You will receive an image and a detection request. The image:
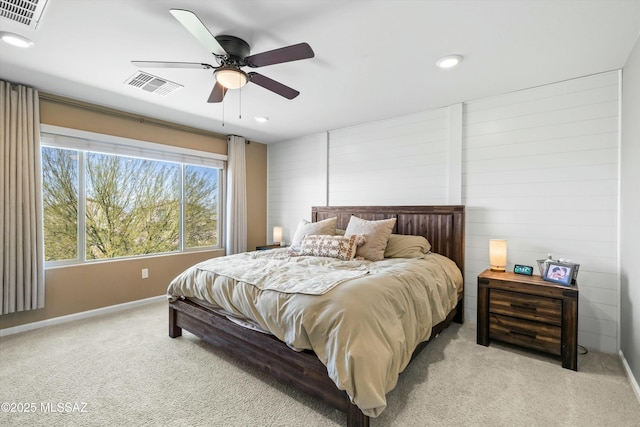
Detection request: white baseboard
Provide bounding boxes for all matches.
[0,295,166,337]
[619,349,640,404]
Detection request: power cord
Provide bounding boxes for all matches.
[578,344,588,355]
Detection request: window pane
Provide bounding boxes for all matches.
[184,165,219,248]
[42,147,79,261]
[85,153,180,259]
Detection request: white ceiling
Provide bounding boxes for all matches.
[1,0,639,144]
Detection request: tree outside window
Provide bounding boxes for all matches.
[42,146,220,263]
[42,146,78,262]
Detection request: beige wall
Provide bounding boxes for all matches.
[0,95,268,329]
[38,95,228,154]
[246,140,268,251]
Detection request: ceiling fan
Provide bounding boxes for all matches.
[132,9,315,103]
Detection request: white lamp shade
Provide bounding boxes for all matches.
[489,239,507,271]
[273,226,283,244]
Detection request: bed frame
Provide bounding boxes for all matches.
[169,205,465,426]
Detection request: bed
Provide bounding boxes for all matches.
[167,205,465,427]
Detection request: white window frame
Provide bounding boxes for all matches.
[40,125,227,267]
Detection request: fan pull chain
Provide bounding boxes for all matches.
[239,86,242,119]
[222,95,225,126]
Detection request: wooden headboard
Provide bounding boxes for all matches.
[312,205,465,274]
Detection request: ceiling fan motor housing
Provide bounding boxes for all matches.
[215,35,250,65]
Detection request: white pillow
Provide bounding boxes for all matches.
[344,216,396,261]
[290,217,337,251]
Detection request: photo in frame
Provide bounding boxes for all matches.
[543,262,575,286]
[538,259,580,284]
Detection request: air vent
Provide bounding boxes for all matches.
[0,0,49,28]
[125,71,183,96]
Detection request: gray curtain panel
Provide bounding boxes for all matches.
[0,81,45,314]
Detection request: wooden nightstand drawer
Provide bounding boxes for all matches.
[489,289,562,325]
[490,314,561,355]
[477,269,579,370]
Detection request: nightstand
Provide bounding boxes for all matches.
[255,244,286,251]
[477,269,579,371]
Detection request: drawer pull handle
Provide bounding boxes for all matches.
[509,330,537,339]
[511,303,537,312]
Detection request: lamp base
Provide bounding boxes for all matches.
[490,266,506,272]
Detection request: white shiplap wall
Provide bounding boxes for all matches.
[267,133,327,245]
[463,71,619,352]
[328,109,450,205]
[267,70,620,353]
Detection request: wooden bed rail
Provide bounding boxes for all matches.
[169,294,462,427]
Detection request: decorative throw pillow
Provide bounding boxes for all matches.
[384,234,431,258]
[290,217,337,251]
[344,216,396,261]
[298,234,362,261]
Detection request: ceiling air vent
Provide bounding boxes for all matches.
[125,71,183,97]
[0,0,49,28]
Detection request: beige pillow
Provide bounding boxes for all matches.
[345,216,396,261]
[290,217,337,251]
[384,234,431,258]
[298,234,362,261]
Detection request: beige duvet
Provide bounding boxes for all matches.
[167,248,463,417]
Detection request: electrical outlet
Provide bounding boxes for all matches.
[141,268,149,279]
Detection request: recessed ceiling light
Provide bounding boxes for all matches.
[436,54,463,69]
[0,32,34,48]
[254,116,269,123]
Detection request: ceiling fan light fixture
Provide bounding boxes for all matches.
[436,54,463,69]
[215,66,248,89]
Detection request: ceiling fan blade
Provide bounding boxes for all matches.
[207,82,227,103]
[132,61,214,69]
[248,72,300,99]
[245,42,314,68]
[169,9,227,56]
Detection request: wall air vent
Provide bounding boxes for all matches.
[0,0,49,28]
[125,71,183,97]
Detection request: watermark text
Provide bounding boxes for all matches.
[1,402,88,413]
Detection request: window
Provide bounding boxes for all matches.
[41,129,225,265]
[42,146,78,262]
[184,165,219,248]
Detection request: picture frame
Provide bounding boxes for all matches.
[537,259,549,277]
[543,262,575,286]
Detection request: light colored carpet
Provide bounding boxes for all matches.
[1,300,638,426]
